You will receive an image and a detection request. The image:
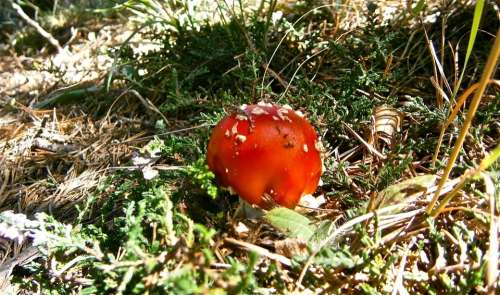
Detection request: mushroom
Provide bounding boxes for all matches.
[206,102,323,209]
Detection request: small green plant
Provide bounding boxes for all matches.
[184,158,218,199]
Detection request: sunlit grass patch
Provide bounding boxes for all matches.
[1,0,499,294]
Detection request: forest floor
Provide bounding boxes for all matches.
[0,1,499,294]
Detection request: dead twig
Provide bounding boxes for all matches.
[105,89,169,126]
[119,123,210,144]
[343,122,387,160]
[0,245,39,290]
[392,239,415,295]
[11,2,64,53]
[260,62,294,90]
[224,237,291,266]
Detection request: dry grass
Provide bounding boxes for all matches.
[0,0,498,294]
[0,18,154,220]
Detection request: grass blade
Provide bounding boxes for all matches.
[486,173,498,295]
[431,80,500,165]
[431,145,500,217]
[451,0,485,99]
[427,29,500,215]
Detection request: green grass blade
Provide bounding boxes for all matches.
[452,0,485,99]
[412,0,426,16]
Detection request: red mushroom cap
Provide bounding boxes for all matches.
[206,102,323,209]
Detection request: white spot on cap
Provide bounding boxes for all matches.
[235,134,247,143]
[225,129,231,138]
[257,101,273,108]
[272,116,279,121]
[225,168,229,173]
[295,110,304,117]
[251,107,268,115]
[277,108,292,122]
[239,104,248,110]
[231,122,239,135]
[236,114,248,121]
[282,104,293,110]
[303,144,309,153]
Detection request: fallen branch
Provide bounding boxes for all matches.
[11,2,64,52]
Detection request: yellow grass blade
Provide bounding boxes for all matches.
[431,145,500,217]
[426,29,500,215]
[431,80,500,165]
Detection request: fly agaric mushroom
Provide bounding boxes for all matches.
[206,102,323,209]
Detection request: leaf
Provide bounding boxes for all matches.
[412,0,426,16]
[264,207,315,241]
[377,174,437,208]
[34,84,103,109]
[312,246,358,269]
[81,286,98,295]
[308,220,336,250]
